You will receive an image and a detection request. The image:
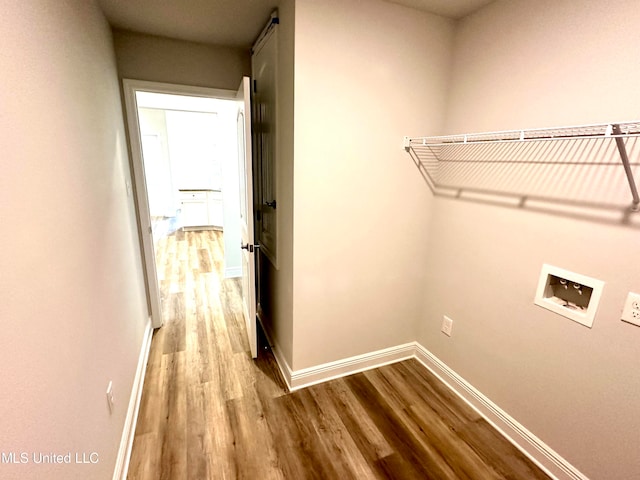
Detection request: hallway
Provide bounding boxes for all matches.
[128,229,287,478]
[127,230,549,479]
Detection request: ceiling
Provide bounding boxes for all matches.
[97,0,494,48]
[386,0,494,20]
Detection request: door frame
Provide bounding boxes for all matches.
[122,79,238,328]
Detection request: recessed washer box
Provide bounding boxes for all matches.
[534,264,605,328]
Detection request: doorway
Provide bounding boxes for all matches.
[122,80,246,331]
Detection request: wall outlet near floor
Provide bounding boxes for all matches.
[621,292,640,327]
[441,316,453,336]
[106,381,114,414]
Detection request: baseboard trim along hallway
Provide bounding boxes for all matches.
[113,318,154,480]
[257,316,294,390]
[289,343,416,391]
[271,340,590,480]
[223,266,242,279]
[413,344,590,480]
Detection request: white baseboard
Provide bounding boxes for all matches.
[255,313,293,390]
[224,266,242,279]
[269,339,294,390]
[288,343,416,391]
[112,318,154,480]
[413,343,589,480]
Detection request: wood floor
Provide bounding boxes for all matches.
[127,230,550,480]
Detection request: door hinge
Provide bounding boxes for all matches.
[253,80,257,93]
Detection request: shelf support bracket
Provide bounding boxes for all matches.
[612,124,640,211]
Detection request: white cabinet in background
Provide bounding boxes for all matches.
[179,190,223,230]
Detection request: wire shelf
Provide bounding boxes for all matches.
[406,121,640,146]
[404,121,640,213]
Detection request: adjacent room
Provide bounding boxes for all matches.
[131,89,244,322]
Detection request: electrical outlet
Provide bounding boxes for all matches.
[441,316,453,336]
[106,381,114,413]
[621,292,640,327]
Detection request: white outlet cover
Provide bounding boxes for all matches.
[621,292,640,327]
[442,316,453,336]
[106,381,114,413]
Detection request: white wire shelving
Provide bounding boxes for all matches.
[404,121,640,213]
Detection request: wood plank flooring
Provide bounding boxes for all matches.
[127,229,550,480]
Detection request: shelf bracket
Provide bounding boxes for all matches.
[612,124,640,211]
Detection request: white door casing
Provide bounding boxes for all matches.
[123,83,163,329]
[237,77,258,358]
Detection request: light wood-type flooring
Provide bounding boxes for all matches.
[127,229,550,480]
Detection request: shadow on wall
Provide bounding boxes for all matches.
[406,123,640,228]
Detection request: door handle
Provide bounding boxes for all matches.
[241,243,260,253]
[264,200,277,209]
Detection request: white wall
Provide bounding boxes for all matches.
[291,0,454,370]
[0,1,149,479]
[218,102,242,277]
[112,29,250,90]
[418,1,640,478]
